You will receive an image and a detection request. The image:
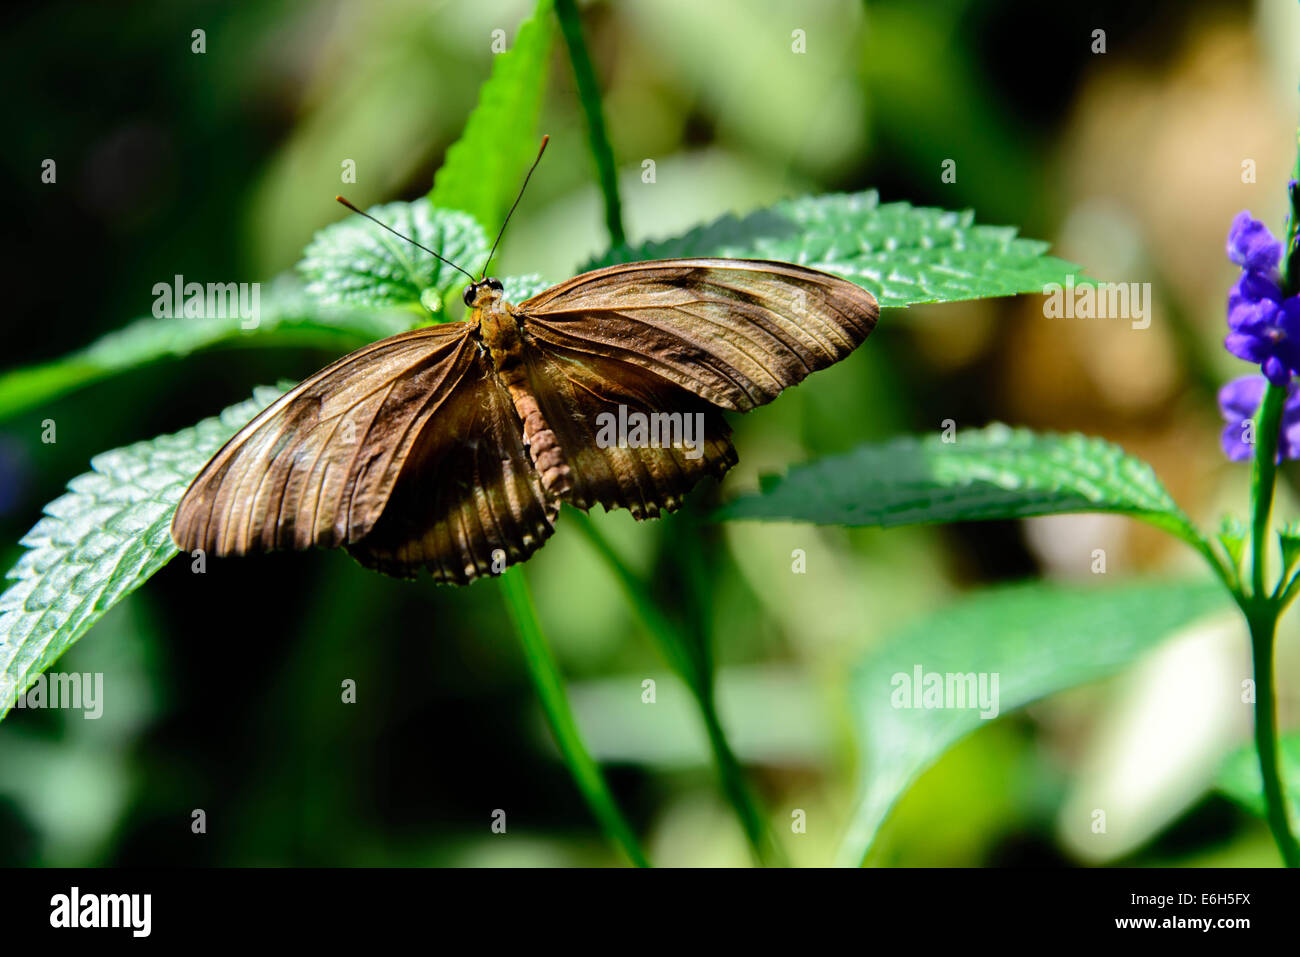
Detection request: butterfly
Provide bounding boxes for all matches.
[171,141,878,584]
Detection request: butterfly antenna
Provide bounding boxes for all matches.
[334,196,477,284]
[480,134,549,280]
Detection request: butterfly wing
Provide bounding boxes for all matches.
[518,258,879,412]
[522,343,737,518]
[346,360,558,583]
[511,258,875,517]
[171,323,556,582]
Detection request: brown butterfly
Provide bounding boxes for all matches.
[171,141,878,583]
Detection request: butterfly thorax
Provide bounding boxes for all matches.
[473,290,522,370]
[471,288,574,501]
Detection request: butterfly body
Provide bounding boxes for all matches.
[172,258,878,583]
[471,282,574,499]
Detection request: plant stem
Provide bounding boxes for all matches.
[1282,132,1300,299]
[498,567,650,867]
[568,510,787,866]
[694,678,786,865]
[1242,127,1300,865]
[1244,377,1299,866]
[554,0,626,247]
[1245,608,1300,866]
[1249,382,1286,598]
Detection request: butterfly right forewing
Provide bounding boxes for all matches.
[518,258,879,412]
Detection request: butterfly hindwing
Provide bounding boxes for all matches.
[345,357,558,582]
[519,258,879,412]
[523,343,737,519]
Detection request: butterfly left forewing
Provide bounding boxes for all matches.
[172,323,557,583]
[172,324,478,556]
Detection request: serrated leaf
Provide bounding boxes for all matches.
[0,277,414,422]
[502,273,552,301]
[838,580,1232,866]
[585,191,1084,308]
[1216,733,1300,822]
[0,386,286,721]
[429,0,555,235]
[2,189,1080,420]
[716,424,1205,549]
[298,202,488,313]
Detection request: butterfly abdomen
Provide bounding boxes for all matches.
[479,303,575,501]
[510,390,573,498]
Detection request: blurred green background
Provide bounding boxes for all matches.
[1,0,1298,866]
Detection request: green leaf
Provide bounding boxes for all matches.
[0,278,413,422]
[716,424,1206,550]
[1219,516,1249,569]
[502,273,552,302]
[1217,733,1300,822]
[585,191,1084,308]
[299,201,488,314]
[0,386,286,721]
[554,0,624,246]
[0,189,1079,421]
[838,580,1232,866]
[428,0,555,237]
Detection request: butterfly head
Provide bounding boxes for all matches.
[336,135,548,321]
[462,277,504,309]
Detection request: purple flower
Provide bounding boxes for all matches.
[1224,213,1300,385]
[1229,269,1284,314]
[1219,375,1300,462]
[1225,297,1300,385]
[1227,211,1284,272]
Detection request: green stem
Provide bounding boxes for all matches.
[554,0,626,247]
[1246,608,1300,867]
[1241,130,1300,865]
[1282,130,1300,299]
[695,680,785,866]
[1249,383,1286,599]
[1243,369,1299,867]
[569,510,787,866]
[498,567,650,867]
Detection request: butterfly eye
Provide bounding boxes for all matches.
[484,277,504,292]
[462,284,479,307]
